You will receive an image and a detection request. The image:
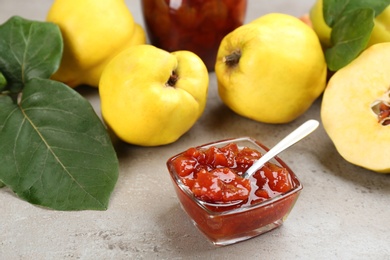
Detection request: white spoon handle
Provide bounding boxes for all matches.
[244,119,319,178]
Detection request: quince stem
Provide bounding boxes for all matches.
[223,50,241,67]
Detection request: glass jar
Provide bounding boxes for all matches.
[141,0,247,71]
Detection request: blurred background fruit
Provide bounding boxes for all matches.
[46,0,146,88]
[141,0,247,71]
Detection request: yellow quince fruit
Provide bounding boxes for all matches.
[46,0,146,88]
[99,45,209,146]
[215,13,327,124]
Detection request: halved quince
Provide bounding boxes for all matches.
[321,43,390,173]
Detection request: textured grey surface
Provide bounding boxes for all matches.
[1,1,390,259]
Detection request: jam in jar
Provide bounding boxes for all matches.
[141,0,247,71]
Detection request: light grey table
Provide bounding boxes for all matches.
[1,1,389,259]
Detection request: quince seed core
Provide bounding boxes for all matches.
[371,88,390,126]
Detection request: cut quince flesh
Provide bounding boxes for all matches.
[321,43,390,173]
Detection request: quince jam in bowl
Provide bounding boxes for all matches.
[166,137,303,246]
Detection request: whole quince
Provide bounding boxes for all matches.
[46,0,146,88]
[321,43,390,173]
[215,13,327,124]
[310,0,390,48]
[99,45,209,146]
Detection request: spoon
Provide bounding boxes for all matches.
[198,119,319,207]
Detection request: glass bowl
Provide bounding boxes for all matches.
[166,137,303,246]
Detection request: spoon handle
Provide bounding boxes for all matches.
[244,119,319,178]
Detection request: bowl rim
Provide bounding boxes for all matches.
[166,136,303,217]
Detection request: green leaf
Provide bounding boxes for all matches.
[0,16,63,93]
[325,8,375,71]
[0,72,6,91]
[0,94,16,133]
[324,0,390,27]
[0,78,119,210]
[0,94,15,188]
[322,0,390,71]
[323,0,349,27]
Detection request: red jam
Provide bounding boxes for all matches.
[141,0,247,71]
[170,143,293,206]
[166,139,302,245]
